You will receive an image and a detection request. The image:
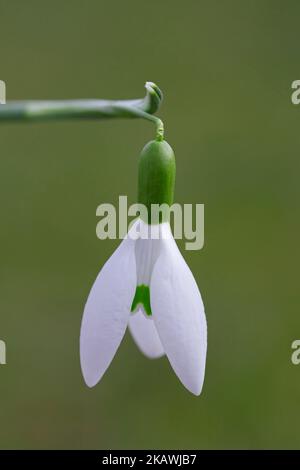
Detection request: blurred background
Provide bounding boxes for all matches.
[0,0,299,449]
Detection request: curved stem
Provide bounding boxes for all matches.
[0,81,164,139]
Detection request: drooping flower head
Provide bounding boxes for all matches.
[80,140,207,395]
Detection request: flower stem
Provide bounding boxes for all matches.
[0,81,164,139]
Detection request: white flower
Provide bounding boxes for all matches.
[80,218,207,396]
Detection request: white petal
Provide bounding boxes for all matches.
[151,223,207,396]
[80,234,136,387]
[129,310,164,359]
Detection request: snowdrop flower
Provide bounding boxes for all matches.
[80,140,207,395]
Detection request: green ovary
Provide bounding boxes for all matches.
[131,284,152,316]
[138,140,176,224]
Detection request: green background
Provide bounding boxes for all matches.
[0,0,299,449]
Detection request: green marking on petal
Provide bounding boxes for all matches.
[131,284,152,316]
